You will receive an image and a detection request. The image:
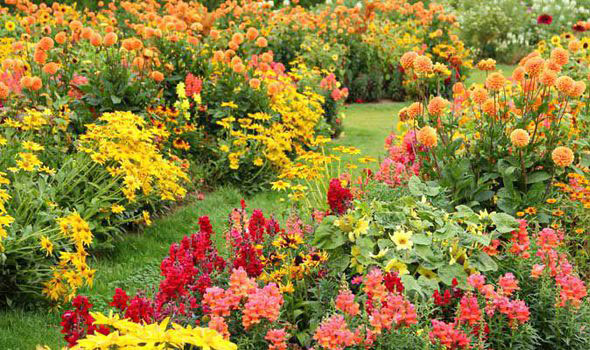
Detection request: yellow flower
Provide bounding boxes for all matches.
[111,204,125,214]
[221,101,239,109]
[384,258,409,275]
[354,218,369,235]
[5,21,16,31]
[39,166,56,175]
[253,157,264,166]
[40,236,54,256]
[392,228,413,250]
[271,180,290,191]
[22,141,45,152]
[16,152,43,171]
[142,211,152,226]
[358,157,376,163]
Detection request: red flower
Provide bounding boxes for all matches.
[573,23,586,32]
[537,14,553,25]
[110,288,129,310]
[327,178,353,215]
[247,209,266,243]
[185,73,203,97]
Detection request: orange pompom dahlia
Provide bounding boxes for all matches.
[552,146,574,167]
[417,126,438,148]
[510,129,530,148]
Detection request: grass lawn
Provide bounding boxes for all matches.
[0,66,514,349]
[465,63,515,87]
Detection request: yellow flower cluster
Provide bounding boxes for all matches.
[43,212,96,302]
[0,172,14,252]
[79,111,189,202]
[221,71,326,172]
[71,312,237,350]
[260,230,328,293]
[277,145,369,209]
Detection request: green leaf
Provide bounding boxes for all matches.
[408,176,440,197]
[401,274,423,297]
[110,95,122,104]
[412,233,432,245]
[438,264,467,287]
[313,216,347,250]
[469,251,498,272]
[526,171,551,184]
[490,212,519,233]
[417,276,440,296]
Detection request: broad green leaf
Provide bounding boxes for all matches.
[438,263,467,287]
[469,251,498,272]
[490,212,519,233]
[526,171,551,184]
[412,233,432,245]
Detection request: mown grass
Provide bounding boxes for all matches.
[0,67,512,349]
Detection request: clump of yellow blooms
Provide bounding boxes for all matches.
[70,312,237,350]
[276,145,372,209]
[0,172,14,252]
[218,71,327,173]
[42,212,96,302]
[79,111,189,202]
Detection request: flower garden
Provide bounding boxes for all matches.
[0,0,589,349]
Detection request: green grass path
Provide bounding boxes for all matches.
[0,66,514,349]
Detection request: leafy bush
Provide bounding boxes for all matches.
[393,53,589,215]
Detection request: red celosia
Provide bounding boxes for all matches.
[247,209,266,243]
[125,295,154,323]
[110,288,129,310]
[327,178,353,215]
[383,271,404,293]
[233,243,264,277]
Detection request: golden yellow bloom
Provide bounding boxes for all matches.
[392,228,413,250]
[22,141,44,151]
[111,204,125,214]
[16,152,43,171]
[40,236,54,256]
[384,258,409,275]
[143,211,152,226]
[271,180,290,191]
[5,21,16,31]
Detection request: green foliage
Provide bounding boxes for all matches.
[313,177,517,297]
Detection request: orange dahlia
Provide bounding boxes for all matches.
[552,146,574,167]
[485,72,505,91]
[510,129,530,148]
[427,97,449,116]
[417,126,438,148]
